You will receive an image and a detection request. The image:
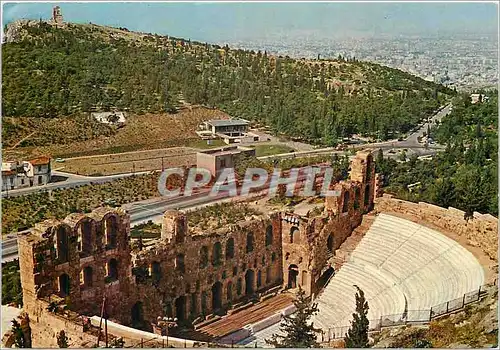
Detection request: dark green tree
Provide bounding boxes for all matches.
[266,286,320,348]
[57,330,69,348]
[11,319,29,348]
[344,285,370,348]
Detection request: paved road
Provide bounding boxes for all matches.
[1,105,450,198]
[1,191,217,262]
[1,105,451,260]
[259,104,450,161]
[1,171,312,262]
[1,170,153,198]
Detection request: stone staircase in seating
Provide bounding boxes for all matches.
[334,213,376,271]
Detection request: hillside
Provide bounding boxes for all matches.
[2,20,454,148]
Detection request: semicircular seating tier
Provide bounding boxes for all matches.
[313,213,485,331]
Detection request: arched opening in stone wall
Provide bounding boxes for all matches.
[199,246,208,268]
[131,302,144,329]
[265,225,273,246]
[151,261,161,284]
[327,234,334,255]
[190,294,197,317]
[107,258,118,281]
[316,266,335,291]
[59,273,70,296]
[226,282,233,303]
[201,291,208,315]
[175,254,185,273]
[266,266,271,284]
[364,184,371,207]
[245,269,255,296]
[257,270,262,289]
[105,215,118,249]
[290,226,299,244]
[175,296,186,321]
[301,270,308,286]
[82,266,93,288]
[246,232,254,253]
[78,220,93,255]
[56,226,69,263]
[354,187,361,209]
[175,217,186,243]
[225,238,234,259]
[287,264,299,289]
[366,155,372,181]
[342,191,350,213]
[236,278,242,296]
[212,242,222,266]
[211,282,223,311]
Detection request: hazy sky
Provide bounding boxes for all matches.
[3,2,498,42]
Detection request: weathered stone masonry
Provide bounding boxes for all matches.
[17,151,377,344]
[129,210,284,325]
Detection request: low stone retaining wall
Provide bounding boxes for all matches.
[374,195,498,262]
[90,316,202,348]
[219,304,297,344]
[218,326,252,344]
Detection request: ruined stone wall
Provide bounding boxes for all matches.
[280,150,377,296]
[18,207,134,324]
[18,150,382,345]
[24,300,98,348]
[374,195,498,262]
[130,211,283,324]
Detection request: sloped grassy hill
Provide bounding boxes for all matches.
[2,20,454,145]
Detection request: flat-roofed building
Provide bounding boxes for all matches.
[196,145,256,177]
[202,119,249,137]
[198,119,262,144]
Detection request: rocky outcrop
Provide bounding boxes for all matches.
[3,20,33,43]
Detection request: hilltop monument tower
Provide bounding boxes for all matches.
[52,6,63,24]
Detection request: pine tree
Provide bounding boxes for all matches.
[344,285,370,348]
[266,286,320,348]
[57,330,69,348]
[11,319,29,348]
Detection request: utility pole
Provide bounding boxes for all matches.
[105,316,108,348]
[97,295,106,347]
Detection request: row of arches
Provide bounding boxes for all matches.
[341,185,371,213]
[58,258,119,296]
[198,225,274,268]
[163,268,267,321]
[53,215,120,263]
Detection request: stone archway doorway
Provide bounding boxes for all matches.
[175,296,186,321]
[212,282,223,311]
[245,269,255,296]
[288,264,299,289]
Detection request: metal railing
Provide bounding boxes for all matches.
[318,282,495,341]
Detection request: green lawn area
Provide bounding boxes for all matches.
[254,144,295,157]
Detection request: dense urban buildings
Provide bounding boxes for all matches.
[228,35,498,91]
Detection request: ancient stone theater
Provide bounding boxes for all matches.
[10,150,496,347]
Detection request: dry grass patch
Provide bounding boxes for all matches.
[57,147,198,176]
[3,106,230,159]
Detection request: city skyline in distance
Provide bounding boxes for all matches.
[3,1,498,43]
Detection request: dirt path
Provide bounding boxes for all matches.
[10,131,37,149]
